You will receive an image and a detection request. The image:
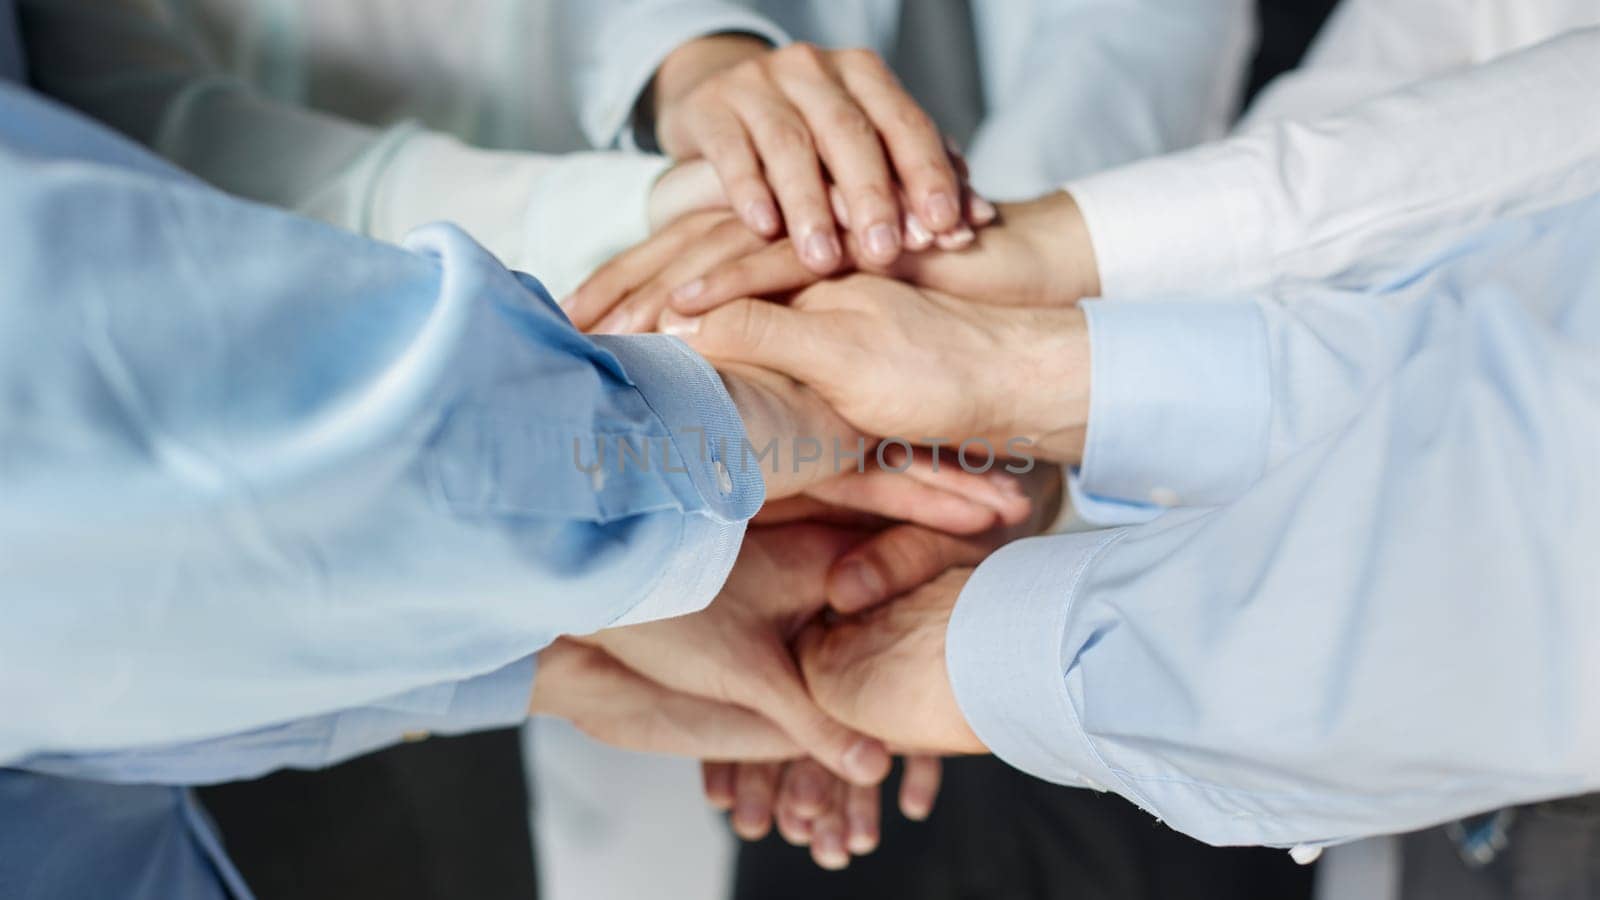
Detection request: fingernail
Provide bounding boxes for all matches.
[990,472,1024,497]
[803,230,841,269]
[971,195,998,224]
[927,191,958,229]
[842,739,890,784]
[847,815,878,854]
[814,829,850,870]
[659,310,701,336]
[903,795,932,822]
[672,279,705,303]
[935,225,975,250]
[745,201,779,234]
[903,212,933,250]
[734,800,767,837]
[865,223,898,261]
[834,559,887,609]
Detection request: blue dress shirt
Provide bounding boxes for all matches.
[0,24,759,897]
[949,192,1600,849]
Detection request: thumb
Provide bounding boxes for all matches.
[736,640,891,788]
[660,297,827,380]
[826,524,994,614]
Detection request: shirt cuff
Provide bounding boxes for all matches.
[1065,140,1268,299]
[1078,299,1270,509]
[946,532,1127,790]
[581,4,790,149]
[586,333,759,625]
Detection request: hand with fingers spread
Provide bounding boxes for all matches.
[667,190,1098,320]
[644,35,988,272]
[677,276,1094,465]
[574,522,893,787]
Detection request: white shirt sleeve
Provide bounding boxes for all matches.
[1065,28,1600,300]
[23,0,668,298]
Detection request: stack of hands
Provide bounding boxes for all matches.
[540,37,1104,870]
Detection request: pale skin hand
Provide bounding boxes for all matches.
[705,483,1060,866]
[567,182,995,335]
[647,36,976,272]
[574,523,893,787]
[681,277,1093,465]
[527,638,800,760]
[665,190,1100,318]
[799,567,985,755]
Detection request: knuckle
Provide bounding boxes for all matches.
[849,184,896,216]
[777,41,827,70]
[761,119,815,158]
[822,103,876,143]
[835,47,881,72]
[727,58,768,84]
[889,103,937,138]
[908,158,955,188]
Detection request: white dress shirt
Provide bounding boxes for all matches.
[1066,23,1600,306]
[21,0,670,298]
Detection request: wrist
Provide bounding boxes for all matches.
[990,307,1091,465]
[1016,191,1101,303]
[649,34,771,154]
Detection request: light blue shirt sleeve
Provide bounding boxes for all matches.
[14,656,536,784]
[0,84,763,768]
[947,193,1600,848]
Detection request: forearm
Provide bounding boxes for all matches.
[0,90,760,763]
[1066,27,1600,300]
[567,0,790,149]
[15,659,536,785]
[948,197,1600,847]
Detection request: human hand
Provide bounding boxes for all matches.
[700,498,1059,865]
[647,36,981,270]
[645,159,726,232]
[575,523,891,786]
[719,362,1033,533]
[528,638,798,760]
[800,567,985,756]
[665,190,1099,318]
[701,754,944,869]
[567,181,995,334]
[675,277,1093,464]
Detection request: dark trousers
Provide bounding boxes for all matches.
[735,756,1314,900]
[1400,796,1600,900]
[198,728,537,900]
